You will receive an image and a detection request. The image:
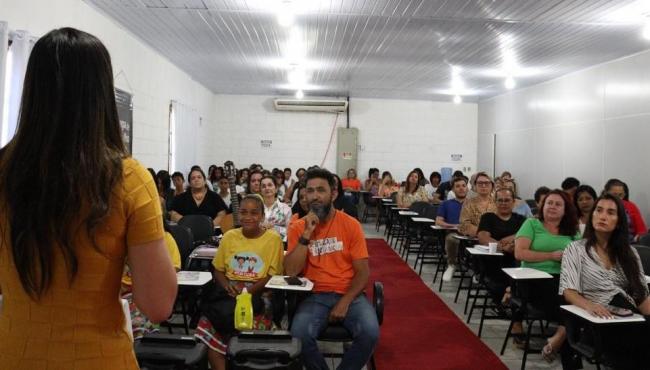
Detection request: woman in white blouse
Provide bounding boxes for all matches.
[560,194,650,367]
[260,175,292,241]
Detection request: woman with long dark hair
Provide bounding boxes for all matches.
[0,28,177,369]
[396,170,429,208]
[573,184,597,235]
[560,194,650,367]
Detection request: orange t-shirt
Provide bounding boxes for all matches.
[287,210,368,294]
[341,178,362,191]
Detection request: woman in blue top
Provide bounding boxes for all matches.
[515,189,579,365]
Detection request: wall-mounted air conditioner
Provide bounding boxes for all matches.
[273,98,348,113]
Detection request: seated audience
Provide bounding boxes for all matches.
[561,177,580,203]
[560,194,650,368]
[533,186,551,216]
[477,188,526,309]
[172,171,186,196]
[246,170,263,195]
[500,171,512,181]
[458,172,497,237]
[285,168,379,370]
[191,165,214,191]
[290,183,309,223]
[195,195,283,370]
[425,171,442,204]
[414,168,428,187]
[283,167,293,188]
[169,168,228,228]
[364,168,381,195]
[604,178,647,242]
[396,170,430,208]
[500,179,532,218]
[156,170,175,212]
[273,170,288,201]
[332,174,359,218]
[573,184,597,235]
[237,168,249,192]
[378,171,400,198]
[209,165,224,188]
[342,168,362,191]
[515,189,579,366]
[436,177,468,282]
[260,176,292,241]
[436,170,464,201]
[284,167,307,204]
[216,177,233,209]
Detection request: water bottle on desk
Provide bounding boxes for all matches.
[234,288,253,331]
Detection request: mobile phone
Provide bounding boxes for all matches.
[284,276,304,286]
[608,306,633,317]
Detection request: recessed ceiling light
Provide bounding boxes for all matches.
[504,76,516,90]
[453,95,462,104]
[278,12,294,27]
[295,89,304,99]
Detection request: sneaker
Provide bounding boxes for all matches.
[442,265,456,282]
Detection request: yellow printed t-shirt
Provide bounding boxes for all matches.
[212,228,283,281]
[0,158,164,370]
[287,210,368,294]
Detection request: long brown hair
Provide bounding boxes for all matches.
[583,194,646,303]
[0,28,126,299]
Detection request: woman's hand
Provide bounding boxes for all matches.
[550,250,563,261]
[587,302,613,319]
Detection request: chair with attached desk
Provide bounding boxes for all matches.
[286,282,384,370]
[362,192,379,223]
[500,267,553,370]
[562,304,647,369]
[168,223,195,270]
[633,244,650,273]
[178,215,215,246]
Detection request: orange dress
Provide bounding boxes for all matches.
[0,158,164,370]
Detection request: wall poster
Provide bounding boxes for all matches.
[115,88,133,154]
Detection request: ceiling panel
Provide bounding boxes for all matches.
[85,0,650,101]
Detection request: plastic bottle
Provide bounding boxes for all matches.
[234,287,253,331]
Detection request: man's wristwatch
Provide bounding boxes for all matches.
[298,236,310,246]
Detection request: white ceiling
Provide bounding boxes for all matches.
[86,0,650,102]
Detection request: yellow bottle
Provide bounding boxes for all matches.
[234,287,253,331]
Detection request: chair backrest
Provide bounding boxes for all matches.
[409,201,429,215]
[390,191,398,203]
[525,199,538,216]
[422,204,439,219]
[633,244,650,275]
[178,214,214,244]
[168,224,194,270]
[638,234,650,248]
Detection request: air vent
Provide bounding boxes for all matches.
[273,99,348,113]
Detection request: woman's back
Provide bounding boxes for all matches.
[0,158,162,369]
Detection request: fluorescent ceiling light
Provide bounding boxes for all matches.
[603,0,650,23]
[295,89,304,99]
[643,21,650,40]
[453,95,462,104]
[504,76,516,89]
[277,11,294,27]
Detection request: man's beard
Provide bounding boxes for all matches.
[309,202,332,221]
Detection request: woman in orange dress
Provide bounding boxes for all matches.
[0,28,177,370]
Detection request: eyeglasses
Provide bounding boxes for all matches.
[496,199,513,203]
[475,181,492,186]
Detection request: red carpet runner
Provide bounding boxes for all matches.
[365,238,507,370]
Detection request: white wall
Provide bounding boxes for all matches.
[351,98,478,182]
[207,95,478,182]
[1,0,215,170]
[478,48,650,222]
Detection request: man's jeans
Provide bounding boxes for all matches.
[290,292,379,370]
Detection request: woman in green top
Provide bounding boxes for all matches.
[515,189,579,364]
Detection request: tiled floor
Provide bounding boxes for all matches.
[360,220,596,370]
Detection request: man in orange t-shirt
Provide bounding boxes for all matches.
[285,168,379,370]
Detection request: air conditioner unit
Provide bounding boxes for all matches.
[273,98,348,113]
